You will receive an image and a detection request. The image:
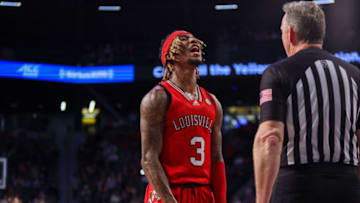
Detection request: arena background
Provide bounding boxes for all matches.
[0,0,359,202]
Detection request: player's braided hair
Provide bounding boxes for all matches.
[159,33,206,81]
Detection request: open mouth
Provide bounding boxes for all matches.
[190,46,200,53]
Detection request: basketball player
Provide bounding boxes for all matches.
[140,30,227,203]
[253,2,360,203]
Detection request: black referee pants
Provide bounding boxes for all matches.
[270,164,360,203]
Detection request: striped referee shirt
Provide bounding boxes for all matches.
[260,47,360,167]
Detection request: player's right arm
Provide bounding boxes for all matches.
[140,86,177,203]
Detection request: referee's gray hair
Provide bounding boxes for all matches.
[283,1,326,44]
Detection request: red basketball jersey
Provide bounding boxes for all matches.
[158,80,217,185]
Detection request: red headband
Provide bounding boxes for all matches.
[161,30,190,66]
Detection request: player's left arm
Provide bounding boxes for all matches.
[210,94,227,203]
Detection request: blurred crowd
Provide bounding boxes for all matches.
[0,26,283,67]
[76,26,282,67]
[223,125,257,203]
[73,127,144,203]
[0,130,59,203]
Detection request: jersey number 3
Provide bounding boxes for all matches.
[190,136,205,166]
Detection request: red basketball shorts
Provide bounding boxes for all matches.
[144,183,215,203]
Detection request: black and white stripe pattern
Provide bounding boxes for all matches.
[285,59,359,166]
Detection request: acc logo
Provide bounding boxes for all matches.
[17,64,40,78]
[148,190,161,203]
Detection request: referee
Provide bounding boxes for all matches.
[253,2,360,203]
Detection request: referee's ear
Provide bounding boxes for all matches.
[289,26,299,45]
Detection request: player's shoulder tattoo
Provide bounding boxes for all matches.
[140,85,169,119]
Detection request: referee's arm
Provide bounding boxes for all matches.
[253,121,284,203]
[357,130,360,182]
[253,66,286,203]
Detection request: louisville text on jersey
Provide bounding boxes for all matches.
[172,115,214,133]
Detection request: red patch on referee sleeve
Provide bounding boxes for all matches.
[260,89,272,105]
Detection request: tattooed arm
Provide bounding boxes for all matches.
[140,86,177,203]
